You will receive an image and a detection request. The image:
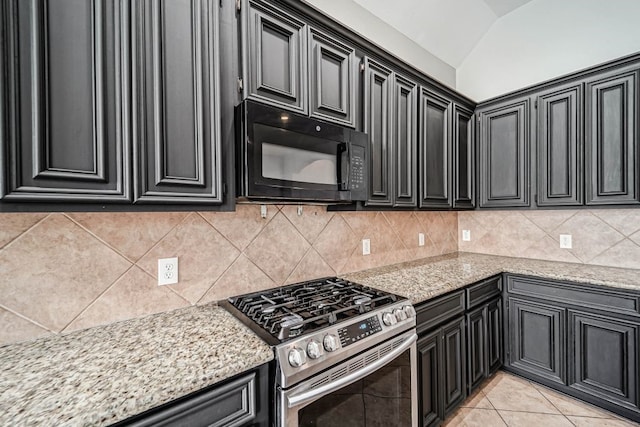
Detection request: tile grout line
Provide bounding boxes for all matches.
[0,213,52,252]
[0,302,56,334]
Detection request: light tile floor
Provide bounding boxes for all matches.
[443,371,640,427]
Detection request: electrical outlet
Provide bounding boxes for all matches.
[362,239,371,256]
[158,257,178,286]
[260,205,268,219]
[560,234,572,249]
[462,230,471,241]
[418,233,425,247]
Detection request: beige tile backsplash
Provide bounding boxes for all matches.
[458,209,640,269]
[0,207,457,345]
[2,206,639,346]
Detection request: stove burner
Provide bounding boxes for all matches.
[227,277,399,342]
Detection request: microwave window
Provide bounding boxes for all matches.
[262,143,338,185]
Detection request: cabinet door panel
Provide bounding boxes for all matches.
[363,58,393,206]
[478,99,530,207]
[585,68,639,205]
[2,0,130,201]
[308,28,355,127]
[418,330,442,427]
[487,298,503,375]
[442,317,467,416]
[243,0,306,113]
[453,105,475,209]
[393,74,418,207]
[467,306,487,393]
[419,89,451,209]
[508,298,566,385]
[133,0,221,203]
[537,84,583,206]
[569,311,638,409]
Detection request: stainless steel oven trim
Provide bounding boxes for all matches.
[278,329,418,427]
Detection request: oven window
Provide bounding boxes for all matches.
[262,143,338,185]
[298,350,412,426]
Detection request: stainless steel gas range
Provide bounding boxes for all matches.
[221,277,418,427]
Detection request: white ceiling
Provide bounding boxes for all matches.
[352,0,533,67]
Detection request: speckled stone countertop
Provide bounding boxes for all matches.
[0,304,273,427]
[346,252,640,305]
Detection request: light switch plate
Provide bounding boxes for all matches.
[560,234,572,249]
[362,239,371,256]
[158,257,178,286]
[462,230,471,241]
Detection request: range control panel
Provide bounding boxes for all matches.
[338,315,382,347]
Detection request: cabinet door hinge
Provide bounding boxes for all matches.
[237,78,244,92]
[534,100,538,108]
[222,183,227,196]
[359,61,365,72]
[236,0,241,12]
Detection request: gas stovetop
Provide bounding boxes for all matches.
[222,277,417,387]
[223,277,402,343]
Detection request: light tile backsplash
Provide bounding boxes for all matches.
[0,207,457,346]
[458,209,640,269]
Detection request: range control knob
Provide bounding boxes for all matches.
[402,305,416,318]
[394,308,408,322]
[307,339,324,359]
[323,334,340,352]
[288,347,307,367]
[382,311,398,326]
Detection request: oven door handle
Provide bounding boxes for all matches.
[286,332,417,408]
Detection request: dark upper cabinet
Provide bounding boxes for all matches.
[536,84,583,206]
[568,311,638,411]
[242,0,307,114]
[453,105,475,209]
[132,0,222,203]
[507,297,566,385]
[1,0,131,202]
[308,28,355,127]
[585,66,640,205]
[477,98,531,208]
[419,89,452,209]
[363,58,393,206]
[393,74,418,207]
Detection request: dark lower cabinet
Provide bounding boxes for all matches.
[504,274,640,423]
[1,0,131,202]
[117,363,270,427]
[133,0,223,203]
[568,310,639,411]
[417,316,466,427]
[467,297,503,394]
[506,297,566,385]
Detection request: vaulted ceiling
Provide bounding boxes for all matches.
[352,0,533,67]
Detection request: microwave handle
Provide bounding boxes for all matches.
[339,143,349,191]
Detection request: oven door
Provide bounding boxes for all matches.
[278,330,418,427]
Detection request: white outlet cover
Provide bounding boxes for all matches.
[559,234,572,249]
[362,239,371,256]
[158,257,179,286]
[418,233,425,247]
[462,230,471,241]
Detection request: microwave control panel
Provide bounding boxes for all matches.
[350,145,367,200]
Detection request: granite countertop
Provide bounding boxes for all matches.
[346,252,640,305]
[0,304,273,427]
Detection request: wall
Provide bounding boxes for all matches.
[302,0,456,88]
[457,0,640,101]
[459,209,640,269]
[0,207,458,346]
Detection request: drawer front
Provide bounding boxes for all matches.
[416,290,465,334]
[466,275,502,309]
[506,275,640,318]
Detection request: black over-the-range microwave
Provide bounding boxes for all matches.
[235,100,369,203]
